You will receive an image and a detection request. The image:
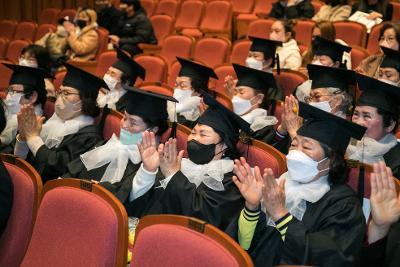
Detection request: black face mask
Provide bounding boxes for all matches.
[187,139,217,165]
[76,19,87,29]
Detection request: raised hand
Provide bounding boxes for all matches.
[137,131,160,172]
[278,95,301,138]
[233,157,263,211]
[261,168,288,221]
[159,138,184,178]
[18,104,45,141]
[224,75,238,99]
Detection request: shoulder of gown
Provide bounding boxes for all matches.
[384,142,400,179]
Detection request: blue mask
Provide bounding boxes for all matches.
[119,128,143,145]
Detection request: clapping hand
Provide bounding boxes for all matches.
[159,138,184,178]
[138,131,160,173]
[17,104,45,141]
[261,168,288,221]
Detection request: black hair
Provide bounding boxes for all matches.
[23,84,47,108]
[142,117,169,137]
[278,19,296,40]
[328,0,348,6]
[21,44,51,71]
[80,93,101,117]
[213,128,241,160]
[379,22,400,48]
[320,142,348,184]
[377,107,399,134]
[0,99,7,133]
[358,0,390,18]
[190,77,209,93]
[120,72,135,86]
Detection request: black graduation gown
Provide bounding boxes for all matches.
[384,143,400,179]
[251,125,276,144]
[125,170,245,231]
[226,183,366,267]
[0,160,13,236]
[177,115,198,129]
[62,142,141,204]
[26,125,103,183]
[115,92,129,113]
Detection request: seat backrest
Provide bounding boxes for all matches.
[232,0,255,14]
[230,39,252,65]
[95,50,117,77]
[237,139,287,177]
[333,21,367,47]
[43,96,56,120]
[175,0,205,30]
[294,20,315,47]
[154,0,180,17]
[160,34,195,66]
[193,37,231,68]
[150,14,175,46]
[366,23,383,55]
[0,60,13,88]
[273,69,307,97]
[0,20,17,41]
[132,214,254,267]
[103,109,124,140]
[247,19,274,39]
[0,38,9,59]
[20,178,128,267]
[168,59,181,87]
[253,0,273,15]
[311,0,325,13]
[200,1,233,31]
[140,0,156,16]
[213,64,236,95]
[14,22,37,42]
[298,42,308,56]
[215,91,233,111]
[96,27,109,59]
[38,8,60,25]
[6,40,30,63]
[140,81,174,96]
[134,54,168,85]
[53,70,67,92]
[347,164,373,199]
[351,46,370,70]
[0,154,43,267]
[392,2,400,21]
[57,9,77,20]
[161,124,191,157]
[34,24,57,41]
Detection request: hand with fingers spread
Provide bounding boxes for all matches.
[18,104,45,141]
[224,75,238,99]
[159,138,184,178]
[261,168,288,221]
[368,161,400,243]
[138,131,160,173]
[278,95,301,138]
[233,157,263,211]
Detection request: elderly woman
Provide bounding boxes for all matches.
[167,57,218,129]
[376,46,400,86]
[228,102,367,267]
[125,92,251,230]
[14,63,106,183]
[65,8,99,61]
[348,74,400,178]
[63,89,175,204]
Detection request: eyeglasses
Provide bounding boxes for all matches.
[304,90,342,103]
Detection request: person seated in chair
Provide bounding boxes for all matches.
[376,46,400,87]
[63,88,175,204]
[14,63,106,183]
[97,48,146,112]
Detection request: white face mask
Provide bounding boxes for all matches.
[245,57,263,70]
[232,95,252,116]
[19,59,38,68]
[286,150,328,183]
[309,101,332,113]
[5,92,24,115]
[173,88,192,102]
[378,78,400,87]
[103,74,119,91]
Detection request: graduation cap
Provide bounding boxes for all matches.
[308,64,356,92]
[177,57,218,88]
[62,62,108,99]
[198,91,251,151]
[4,63,52,92]
[355,73,400,115]
[313,36,351,64]
[233,63,277,94]
[111,48,145,86]
[298,102,366,155]
[125,87,178,122]
[249,36,282,74]
[380,46,400,71]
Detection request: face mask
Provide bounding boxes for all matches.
[76,19,87,29]
[187,139,217,165]
[232,95,252,116]
[309,101,332,113]
[286,150,328,183]
[5,92,24,114]
[103,74,119,91]
[173,89,192,102]
[378,78,400,87]
[56,25,68,37]
[245,57,263,70]
[55,95,82,121]
[119,128,143,145]
[19,59,38,68]
[311,59,324,66]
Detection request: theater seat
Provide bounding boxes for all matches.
[333,21,367,47]
[236,0,273,39]
[96,27,109,60]
[0,38,9,59]
[213,64,236,95]
[34,24,57,42]
[102,109,124,140]
[95,50,117,78]
[20,178,128,267]
[0,60,13,89]
[351,46,370,70]
[140,82,174,96]
[311,0,325,13]
[294,20,315,47]
[154,0,180,18]
[215,91,233,111]
[232,0,255,15]
[0,20,17,41]
[161,123,191,157]
[366,23,383,55]
[347,163,373,198]
[160,34,195,67]
[57,9,77,21]
[14,22,37,42]
[230,39,252,65]
[193,37,231,68]
[5,40,30,63]
[38,8,60,25]
[200,0,233,40]
[134,54,168,86]
[140,0,155,16]
[273,69,308,97]
[0,154,43,267]
[247,19,274,39]
[392,2,400,21]
[175,0,204,33]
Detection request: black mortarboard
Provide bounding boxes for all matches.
[355,73,400,115]
[233,63,277,94]
[62,63,108,99]
[249,36,282,61]
[298,102,366,155]
[198,91,251,151]
[111,48,145,85]
[4,63,52,92]
[313,36,351,63]
[308,64,356,92]
[177,57,218,85]
[380,46,400,71]
[125,87,177,122]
